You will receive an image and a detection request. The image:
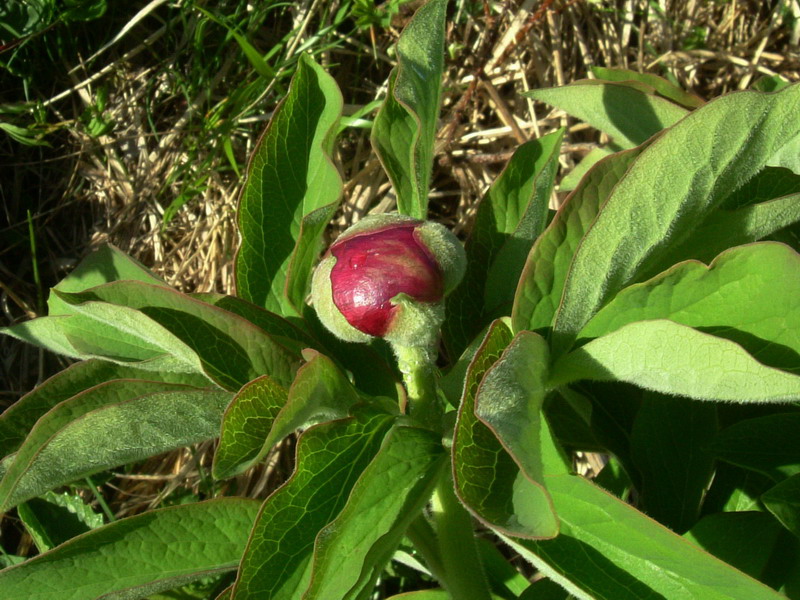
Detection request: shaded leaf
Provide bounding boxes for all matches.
[17,490,104,552]
[712,413,800,480]
[590,66,704,109]
[762,474,800,539]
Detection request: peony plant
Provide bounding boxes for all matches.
[1,1,800,599]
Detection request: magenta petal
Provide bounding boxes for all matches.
[329,224,444,336]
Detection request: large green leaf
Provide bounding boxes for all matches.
[552,320,800,402]
[0,383,232,511]
[0,360,210,460]
[305,425,445,599]
[589,66,704,109]
[57,280,300,389]
[550,84,800,354]
[235,53,343,316]
[452,320,559,539]
[0,498,259,600]
[525,80,688,148]
[579,242,800,372]
[231,408,394,599]
[512,145,646,334]
[444,130,564,357]
[630,393,717,533]
[711,413,800,480]
[371,0,446,219]
[504,475,785,600]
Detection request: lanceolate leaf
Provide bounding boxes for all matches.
[504,475,786,600]
[551,320,800,402]
[445,130,564,356]
[212,375,289,480]
[512,146,645,334]
[231,409,394,599]
[525,80,688,148]
[57,280,300,389]
[305,425,445,599]
[371,0,446,219]
[0,385,232,511]
[0,499,260,600]
[590,66,704,109]
[236,53,343,317]
[452,320,559,539]
[551,84,800,354]
[579,242,800,372]
[0,360,210,460]
[17,490,104,552]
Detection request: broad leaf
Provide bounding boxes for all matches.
[504,475,785,600]
[0,498,259,600]
[711,413,800,480]
[630,393,717,533]
[762,474,800,539]
[579,242,800,372]
[590,66,704,109]
[444,130,564,356]
[550,84,800,354]
[0,383,232,511]
[0,360,210,460]
[552,320,800,402]
[235,53,343,316]
[525,80,688,147]
[57,280,300,389]
[722,166,800,209]
[305,425,445,599]
[452,320,559,539]
[512,146,645,334]
[371,0,446,219]
[231,409,394,599]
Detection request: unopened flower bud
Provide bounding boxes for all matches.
[311,213,466,348]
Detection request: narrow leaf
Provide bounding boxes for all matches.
[504,475,785,600]
[551,84,800,354]
[452,321,559,539]
[231,409,394,599]
[371,0,446,218]
[305,425,445,599]
[0,498,259,600]
[552,320,800,402]
[236,53,343,316]
[590,66,704,109]
[17,490,103,552]
[579,242,800,372]
[525,80,688,147]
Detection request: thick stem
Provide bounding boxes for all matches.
[393,342,443,429]
[431,471,492,600]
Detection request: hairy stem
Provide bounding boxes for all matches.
[393,342,443,429]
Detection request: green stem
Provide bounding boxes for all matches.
[406,514,447,584]
[393,343,442,429]
[431,471,492,600]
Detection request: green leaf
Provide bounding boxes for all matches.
[762,474,800,539]
[18,490,104,552]
[305,425,445,599]
[558,145,615,193]
[57,280,300,389]
[711,413,800,480]
[550,84,800,354]
[444,130,564,356]
[512,146,645,334]
[722,166,800,209]
[590,66,704,109]
[474,331,568,481]
[525,80,688,147]
[0,498,259,600]
[579,242,800,372]
[552,320,800,402]
[212,375,288,480]
[684,512,790,586]
[371,0,446,219]
[0,360,209,460]
[452,321,559,539]
[504,475,785,600]
[0,383,232,511]
[231,408,394,599]
[235,53,343,316]
[630,393,717,533]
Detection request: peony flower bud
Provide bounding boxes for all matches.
[311,213,466,348]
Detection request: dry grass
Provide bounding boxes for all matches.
[1,0,799,560]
